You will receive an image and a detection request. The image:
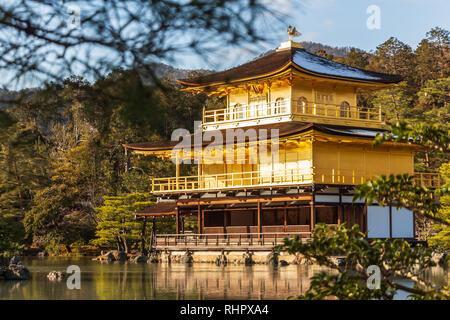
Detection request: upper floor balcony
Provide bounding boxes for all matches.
[202,100,383,130]
[151,170,442,194]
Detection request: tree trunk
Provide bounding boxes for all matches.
[123,238,128,254]
[141,217,147,255]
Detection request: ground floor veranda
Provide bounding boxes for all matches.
[137,190,369,250]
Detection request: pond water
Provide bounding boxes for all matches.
[0,257,448,300]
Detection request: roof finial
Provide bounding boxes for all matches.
[287,25,300,41]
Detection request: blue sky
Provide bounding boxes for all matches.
[3,0,449,89]
[173,0,450,71]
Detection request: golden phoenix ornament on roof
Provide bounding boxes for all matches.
[287,25,300,40]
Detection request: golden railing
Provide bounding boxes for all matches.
[292,103,381,121]
[151,170,442,193]
[152,168,313,192]
[203,100,290,123]
[154,232,312,248]
[413,172,443,188]
[202,100,381,124]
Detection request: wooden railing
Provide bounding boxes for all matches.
[152,168,313,192]
[155,232,311,248]
[292,103,381,121]
[202,100,381,124]
[203,100,290,123]
[413,172,443,188]
[151,170,442,193]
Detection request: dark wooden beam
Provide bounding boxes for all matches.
[338,188,342,226]
[175,207,180,234]
[197,203,201,234]
[177,194,313,206]
[310,192,316,232]
[257,201,261,238]
[201,209,205,233]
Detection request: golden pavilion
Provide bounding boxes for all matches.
[124,33,440,249]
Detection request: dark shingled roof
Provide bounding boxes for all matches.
[178,47,403,86]
[123,122,386,151]
[134,202,177,216]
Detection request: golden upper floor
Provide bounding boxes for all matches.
[179,40,402,131]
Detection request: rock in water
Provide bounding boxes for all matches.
[9,256,22,266]
[148,251,160,263]
[3,264,30,280]
[279,260,289,266]
[37,251,48,257]
[215,254,227,266]
[104,251,116,261]
[243,251,254,266]
[47,271,64,281]
[266,252,278,267]
[116,252,128,262]
[182,251,193,264]
[131,255,148,263]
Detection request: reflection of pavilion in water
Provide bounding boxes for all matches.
[145,264,325,300]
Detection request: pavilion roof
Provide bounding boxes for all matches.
[123,122,387,152]
[177,46,403,87]
[134,201,177,216]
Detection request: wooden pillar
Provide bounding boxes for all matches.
[223,210,227,231]
[201,209,205,233]
[338,188,342,226]
[151,216,156,249]
[197,203,201,234]
[310,195,316,233]
[181,216,185,234]
[176,207,180,234]
[363,202,368,233]
[257,201,261,238]
[175,152,180,190]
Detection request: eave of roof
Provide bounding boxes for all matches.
[178,47,403,88]
[122,122,392,152]
[134,202,177,216]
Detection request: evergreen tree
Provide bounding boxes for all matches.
[92,193,153,252]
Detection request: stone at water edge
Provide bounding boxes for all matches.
[148,251,160,263]
[181,251,193,264]
[37,251,48,257]
[215,254,227,266]
[116,252,128,261]
[266,252,278,267]
[131,255,148,263]
[47,271,65,281]
[2,264,31,280]
[9,256,22,265]
[243,252,254,266]
[279,260,289,266]
[103,251,116,261]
